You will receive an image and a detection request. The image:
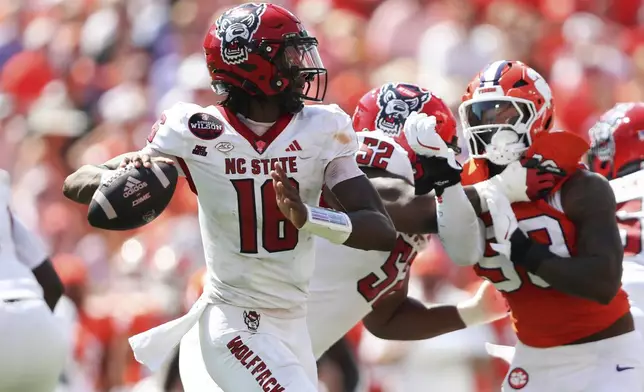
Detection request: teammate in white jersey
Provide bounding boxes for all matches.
[0,170,68,391]
[309,83,508,358]
[588,102,644,334]
[62,3,396,391]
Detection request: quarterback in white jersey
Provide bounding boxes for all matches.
[0,170,68,391]
[167,84,511,390]
[62,3,396,391]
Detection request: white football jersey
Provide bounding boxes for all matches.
[146,102,358,315]
[611,170,644,265]
[0,171,48,300]
[307,130,427,358]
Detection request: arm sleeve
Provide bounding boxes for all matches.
[324,156,364,189]
[436,184,485,266]
[11,214,49,269]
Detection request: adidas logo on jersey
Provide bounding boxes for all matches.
[123,177,148,198]
[285,140,302,152]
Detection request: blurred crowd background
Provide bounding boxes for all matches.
[0,0,641,390]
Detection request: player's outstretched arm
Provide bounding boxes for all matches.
[63,152,175,205]
[328,174,397,251]
[496,171,623,304]
[363,279,507,341]
[359,167,483,234]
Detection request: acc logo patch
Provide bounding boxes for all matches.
[215,141,234,153]
[188,113,224,140]
[507,367,529,390]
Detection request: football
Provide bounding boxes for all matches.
[88,162,179,230]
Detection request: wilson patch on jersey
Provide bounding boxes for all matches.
[188,113,224,140]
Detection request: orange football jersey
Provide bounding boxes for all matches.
[462,154,629,348]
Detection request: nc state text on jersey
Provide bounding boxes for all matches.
[225,157,298,175]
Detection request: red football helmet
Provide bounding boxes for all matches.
[203,3,327,103]
[460,61,555,166]
[352,83,458,188]
[352,82,458,151]
[588,102,644,179]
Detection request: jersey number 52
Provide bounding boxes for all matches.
[231,178,300,253]
[355,137,394,170]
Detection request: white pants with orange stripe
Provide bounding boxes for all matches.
[0,298,68,392]
[178,303,318,392]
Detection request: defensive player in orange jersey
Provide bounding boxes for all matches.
[407,60,644,391]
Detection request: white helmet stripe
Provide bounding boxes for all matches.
[481,60,508,87]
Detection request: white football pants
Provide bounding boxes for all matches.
[179,303,317,392]
[0,298,68,392]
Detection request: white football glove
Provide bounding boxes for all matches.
[481,186,519,259]
[403,112,446,157]
[403,111,460,170]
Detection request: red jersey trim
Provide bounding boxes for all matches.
[215,106,295,154]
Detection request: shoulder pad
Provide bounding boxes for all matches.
[311,105,360,164]
[525,130,589,174]
[355,130,414,183]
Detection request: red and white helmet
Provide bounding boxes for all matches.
[352,82,458,185]
[459,60,555,166]
[203,3,327,103]
[588,102,644,179]
[352,82,458,148]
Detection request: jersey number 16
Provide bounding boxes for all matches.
[231,178,300,253]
